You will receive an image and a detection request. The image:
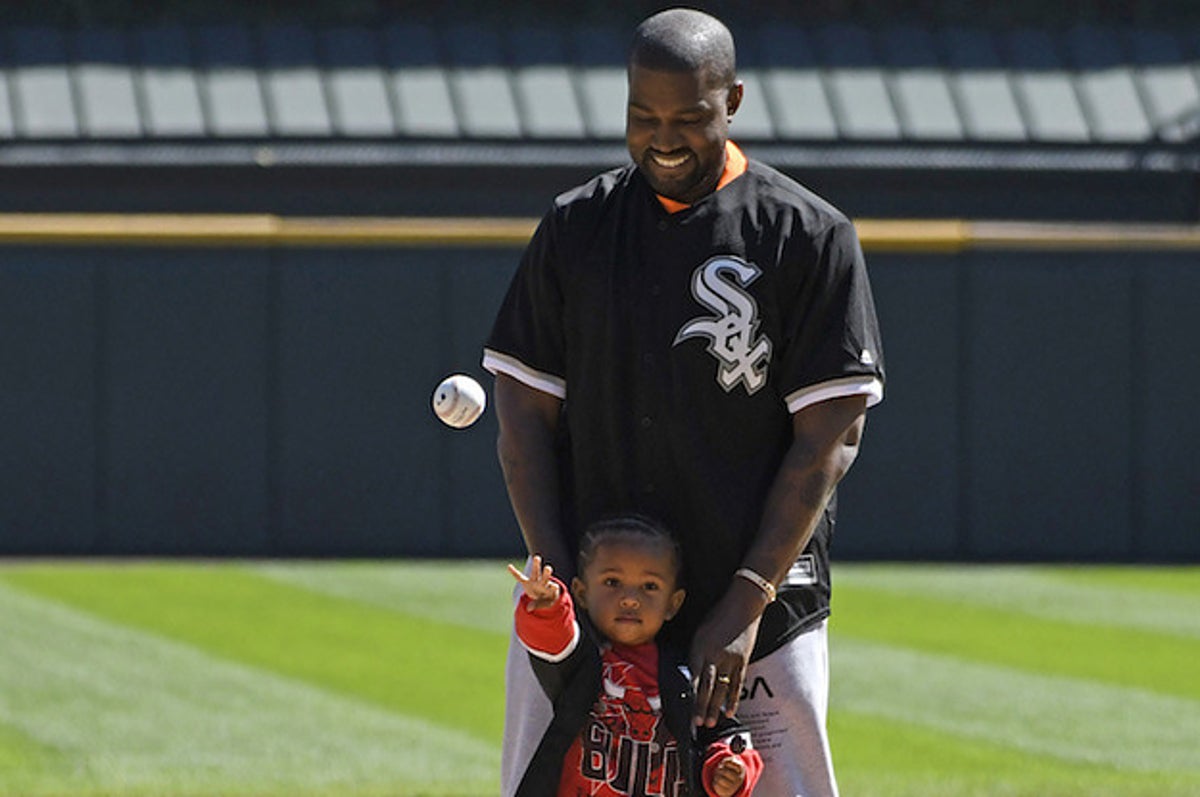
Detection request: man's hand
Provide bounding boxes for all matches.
[708,755,747,797]
[689,579,765,727]
[507,554,562,611]
[690,395,867,727]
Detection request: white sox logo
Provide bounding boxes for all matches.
[674,256,771,394]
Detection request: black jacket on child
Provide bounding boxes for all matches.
[516,611,754,797]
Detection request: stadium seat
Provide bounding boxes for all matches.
[260,24,333,137]
[72,28,142,138]
[319,26,397,137]
[729,70,776,141]
[1128,28,1200,140]
[1065,25,1151,143]
[1003,29,1090,142]
[722,22,774,141]
[7,26,80,138]
[193,24,270,137]
[381,23,460,138]
[570,25,627,139]
[0,72,14,138]
[507,26,586,139]
[811,24,902,140]
[878,25,965,140]
[756,24,838,140]
[134,25,207,137]
[940,27,1028,141]
[443,24,522,138]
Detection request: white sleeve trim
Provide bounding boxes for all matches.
[482,349,567,400]
[785,375,884,414]
[519,617,582,663]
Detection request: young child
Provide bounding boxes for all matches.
[507,514,763,797]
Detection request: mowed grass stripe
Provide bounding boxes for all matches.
[252,560,517,635]
[830,582,1200,701]
[0,719,69,794]
[0,582,499,797]
[830,710,1200,797]
[831,637,1200,774]
[0,563,508,743]
[1052,566,1200,596]
[836,565,1200,638]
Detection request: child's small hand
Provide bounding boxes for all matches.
[709,755,746,797]
[507,555,562,610]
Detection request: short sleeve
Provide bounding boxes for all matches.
[777,219,885,414]
[482,209,569,398]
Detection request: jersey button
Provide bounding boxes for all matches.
[650,284,662,296]
[642,352,655,365]
[640,415,653,428]
[657,220,668,231]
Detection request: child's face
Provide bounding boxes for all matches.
[572,537,686,647]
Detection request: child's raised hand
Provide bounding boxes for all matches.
[708,755,747,797]
[507,555,562,610]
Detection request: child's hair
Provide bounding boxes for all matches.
[576,513,685,586]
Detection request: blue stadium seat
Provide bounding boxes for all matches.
[1002,29,1090,142]
[260,24,333,137]
[939,27,1027,141]
[72,28,142,138]
[319,26,396,137]
[381,23,459,138]
[724,22,774,140]
[878,25,964,140]
[443,24,522,137]
[1128,28,1200,140]
[812,24,901,140]
[731,70,777,141]
[570,25,627,138]
[1065,25,1151,142]
[193,24,269,137]
[134,25,206,137]
[756,24,838,140]
[0,69,13,138]
[7,26,80,138]
[508,26,586,138]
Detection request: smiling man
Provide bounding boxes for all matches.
[625,12,743,205]
[484,8,886,797]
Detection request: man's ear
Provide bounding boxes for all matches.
[666,588,686,620]
[571,576,587,610]
[726,81,744,118]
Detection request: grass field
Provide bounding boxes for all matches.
[1,561,1197,796]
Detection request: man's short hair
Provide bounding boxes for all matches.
[628,8,736,90]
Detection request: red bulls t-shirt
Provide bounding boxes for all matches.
[516,590,686,796]
[559,642,684,796]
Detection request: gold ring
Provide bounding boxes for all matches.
[716,674,732,685]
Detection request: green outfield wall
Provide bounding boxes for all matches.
[1,215,1198,561]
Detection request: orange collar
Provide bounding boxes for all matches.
[656,141,747,214]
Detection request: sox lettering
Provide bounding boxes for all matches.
[674,256,772,395]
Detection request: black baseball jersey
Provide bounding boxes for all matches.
[484,153,884,658]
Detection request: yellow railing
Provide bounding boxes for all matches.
[0,214,1198,251]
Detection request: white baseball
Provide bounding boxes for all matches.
[432,374,487,428]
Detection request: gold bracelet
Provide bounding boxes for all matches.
[734,567,777,603]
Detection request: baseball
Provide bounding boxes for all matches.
[432,374,487,428]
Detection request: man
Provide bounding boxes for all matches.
[483,8,884,796]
